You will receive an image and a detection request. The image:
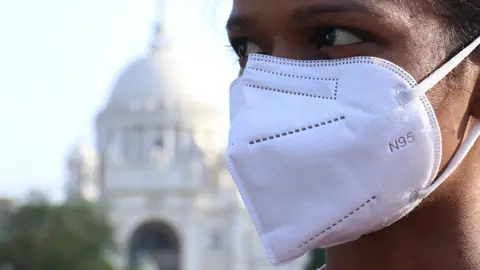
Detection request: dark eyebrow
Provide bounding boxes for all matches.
[226,15,249,31]
[226,1,378,31]
[291,2,379,22]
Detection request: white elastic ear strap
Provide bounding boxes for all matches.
[413,36,480,97]
[414,36,480,199]
[418,121,480,198]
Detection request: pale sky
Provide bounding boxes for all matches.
[0,0,238,201]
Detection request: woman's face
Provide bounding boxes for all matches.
[227,0,479,194]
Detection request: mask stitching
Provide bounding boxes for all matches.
[245,84,337,100]
[248,116,345,145]
[249,67,338,82]
[235,54,443,258]
[395,89,411,108]
[250,54,442,188]
[297,196,377,248]
[251,54,378,64]
[417,96,443,191]
[246,68,338,99]
[251,56,419,109]
[249,55,416,87]
[252,53,375,63]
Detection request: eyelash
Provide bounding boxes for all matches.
[228,37,252,58]
[228,26,372,59]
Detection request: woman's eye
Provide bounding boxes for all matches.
[231,38,263,59]
[314,27,363,48]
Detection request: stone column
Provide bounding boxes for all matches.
[232,209,249,270]
[182,208,200,270]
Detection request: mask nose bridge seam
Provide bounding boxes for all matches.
[249,55,417,88]
[249,56,416,108]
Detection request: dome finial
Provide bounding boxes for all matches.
[151,0,166,52]
[67,138,97,167]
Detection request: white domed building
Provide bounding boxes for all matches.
[65,1,308,270]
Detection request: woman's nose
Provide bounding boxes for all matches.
[270,38,320,60]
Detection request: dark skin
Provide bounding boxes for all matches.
[227,0,480,269]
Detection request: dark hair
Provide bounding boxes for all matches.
[437,0,480,50]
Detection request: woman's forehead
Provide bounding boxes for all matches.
[230,0,429,20]
[227,0,442,44]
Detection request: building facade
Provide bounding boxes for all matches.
[65,1,308,270]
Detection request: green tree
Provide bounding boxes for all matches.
[0,199,115,270]
[305,248,326,270]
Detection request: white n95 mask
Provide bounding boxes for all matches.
[227,36,480,266]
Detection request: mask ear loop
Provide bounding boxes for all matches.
[411,36,480,98]
[409,36,480,200]
[417,121,480,199]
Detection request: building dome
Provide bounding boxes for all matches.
[106,54,170,112]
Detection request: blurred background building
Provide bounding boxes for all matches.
[63,1,308,270]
